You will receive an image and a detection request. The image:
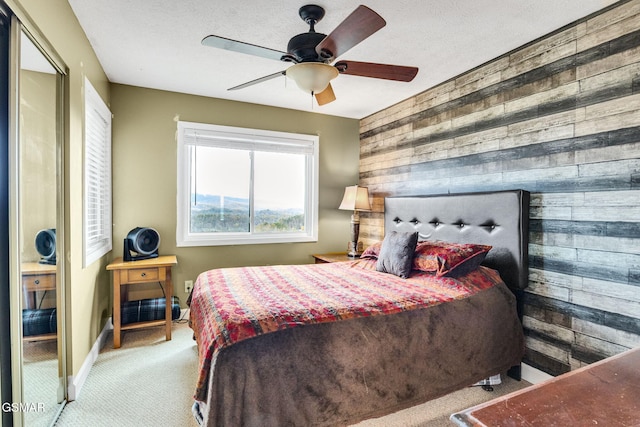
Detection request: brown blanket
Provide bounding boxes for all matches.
[190,259,510,403]
[198,277,523,426]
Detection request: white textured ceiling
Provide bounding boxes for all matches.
[67,0,618,119]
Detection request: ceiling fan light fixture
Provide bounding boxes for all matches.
[286,62,338,94]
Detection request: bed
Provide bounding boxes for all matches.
[188,189,530,427]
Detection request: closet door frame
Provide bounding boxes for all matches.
[5,2,68,425]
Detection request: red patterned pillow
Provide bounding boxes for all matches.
[413,241,492,277]
[360,241,382,259]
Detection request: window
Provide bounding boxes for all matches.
[177,121,318,246]
[83,78,112,266]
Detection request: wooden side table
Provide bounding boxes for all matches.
[312,252,355,264]
[21,262,57,340]
[22,262,57,308]
[106,255,177,348]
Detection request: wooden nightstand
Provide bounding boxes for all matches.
[312,252,357,264]
[106,255,177,348]
[21,262,57,341]
[22,262,56,308]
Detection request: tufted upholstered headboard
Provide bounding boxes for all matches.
[384,190,530,291]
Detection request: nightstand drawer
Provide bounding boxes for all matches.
[22,274,56,291]
[122,267,163,283]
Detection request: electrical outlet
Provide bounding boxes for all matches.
[184,280,193,294]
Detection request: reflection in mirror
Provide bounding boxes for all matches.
[18,30,61,426]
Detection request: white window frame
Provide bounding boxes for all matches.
[83,78,112,267]
[176,121,319,247]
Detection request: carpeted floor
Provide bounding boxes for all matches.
[353,375,529,426]
[54,316,529,426]
[55,317,200,427]
[23,338,62,427]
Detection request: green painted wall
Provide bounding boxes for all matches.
[109,84,360,305]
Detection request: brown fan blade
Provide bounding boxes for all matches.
[202,35,287,62]
[335,61,418,82]
[228,70,286,91]
[315,83,336,106]
[315,5,386,61]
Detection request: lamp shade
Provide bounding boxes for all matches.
[339,185,371,211]
[286,63,339,94]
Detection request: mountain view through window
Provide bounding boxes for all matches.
[190,194,304,233]
[189,148,306,234]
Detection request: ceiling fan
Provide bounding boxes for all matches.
[201,4,419,106]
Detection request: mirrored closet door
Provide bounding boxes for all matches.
[6,10,67,426]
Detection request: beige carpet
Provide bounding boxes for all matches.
[55,318,529,426]
[23,338,63,427]
[55,318,200,427]
[353,375,528,426]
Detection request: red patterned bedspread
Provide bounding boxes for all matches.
[188,259,505,401]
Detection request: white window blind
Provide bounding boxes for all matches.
[181,127,316,155]
[83,78,112,267]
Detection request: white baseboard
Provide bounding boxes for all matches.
[67,318,113,401]
[521,362,554,384]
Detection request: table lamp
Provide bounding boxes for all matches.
[339,185,371,257]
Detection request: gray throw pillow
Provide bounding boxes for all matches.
[376,231,419,278]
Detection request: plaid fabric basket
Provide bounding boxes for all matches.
[23,308,57,336]
[121,296,181,325]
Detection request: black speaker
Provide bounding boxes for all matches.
[35,228,56,265]
[123,227,160,261]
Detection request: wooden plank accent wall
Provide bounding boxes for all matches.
[358,0,640,376]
